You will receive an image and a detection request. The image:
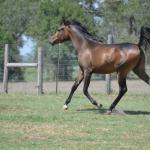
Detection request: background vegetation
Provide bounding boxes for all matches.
[0,0,149,81]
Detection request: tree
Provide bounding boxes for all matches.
[0,0,37,80]
[98,0,150,43]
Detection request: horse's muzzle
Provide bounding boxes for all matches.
[49,41,54,45]
[49,36,59,45]
[49,39,55,45]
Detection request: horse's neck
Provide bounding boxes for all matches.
[69,29,89,53]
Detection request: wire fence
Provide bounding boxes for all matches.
[0,43,150,82]
[0,43,150,94]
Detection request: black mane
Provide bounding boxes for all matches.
[65,20,102,42]
[69,21,93,36]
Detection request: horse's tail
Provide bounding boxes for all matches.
[138,26,150,51]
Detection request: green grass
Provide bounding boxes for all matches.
[0,92,150,150]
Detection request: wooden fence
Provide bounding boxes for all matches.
[3,44,44,95]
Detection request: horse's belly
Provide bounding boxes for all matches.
[93,64,116,74]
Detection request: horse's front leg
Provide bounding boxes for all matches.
[63,70,84,110]
[83,70,102,108]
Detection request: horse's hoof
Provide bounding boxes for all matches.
[63,104,68,110]
[105,110,112,115]
[98,104,103,109]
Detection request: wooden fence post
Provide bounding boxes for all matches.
[105,34,113,94]
[55,44,60,94]
[37,47,44,95]
[3,44,9,93]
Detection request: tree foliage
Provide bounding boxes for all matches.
[28,0,98,42]
[98,0,150,42]
[0,0,36,80]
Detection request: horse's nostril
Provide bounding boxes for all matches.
[49,39,53,45]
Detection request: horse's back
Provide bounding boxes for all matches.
[117,43,139,51]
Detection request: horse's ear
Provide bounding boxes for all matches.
[61,17,70,26]
[61,17,66,24]
[64,21,70,26]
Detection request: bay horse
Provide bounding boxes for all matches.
[50,20,150,114]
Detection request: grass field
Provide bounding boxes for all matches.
[0,92,150,150]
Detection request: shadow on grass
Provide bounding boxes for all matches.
[124,110,150,115]
[76,108,109,115]
[76,108,150,115]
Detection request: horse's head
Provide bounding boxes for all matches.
[50,20,71,45]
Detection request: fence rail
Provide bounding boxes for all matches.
[7,63,38,67]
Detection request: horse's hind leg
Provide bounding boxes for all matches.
[83,70,102,108]
[63,70,84,110]
[108,72,127,113]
